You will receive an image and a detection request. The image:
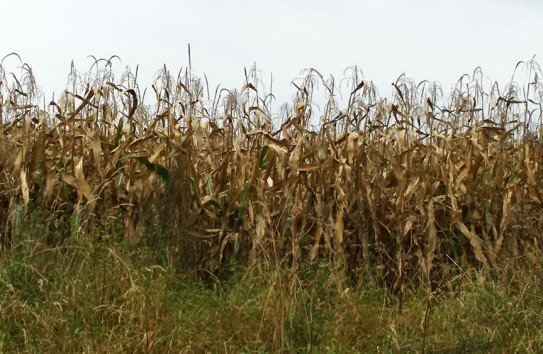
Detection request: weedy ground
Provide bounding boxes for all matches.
[1,55,543,352]
[1,220,543,352]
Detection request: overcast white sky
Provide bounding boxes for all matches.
[1,0,543,111]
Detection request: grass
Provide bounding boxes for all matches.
[1,220,543,352]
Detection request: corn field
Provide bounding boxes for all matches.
[1,55,543,291]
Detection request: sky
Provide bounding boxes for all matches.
[1,0,543,113]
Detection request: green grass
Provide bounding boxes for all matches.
[1,220,543,353]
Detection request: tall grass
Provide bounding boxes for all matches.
[2,222,543,352]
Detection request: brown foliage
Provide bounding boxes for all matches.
[1,58,542,290]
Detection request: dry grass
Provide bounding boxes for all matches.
[1,230,543,352]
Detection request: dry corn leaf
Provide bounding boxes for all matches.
[403,216,417,237]
[20,169,29,211]
[455,220,489,268]
[334,209,345,251]
[309,225,324,260]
